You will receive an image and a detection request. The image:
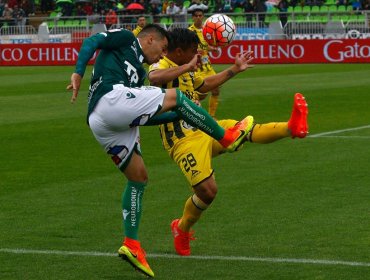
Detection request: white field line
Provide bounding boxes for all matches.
[309,125,370,138]
[1,248,370,268]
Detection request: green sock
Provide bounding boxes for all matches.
[121,180,146,240]
[174,89,225,140]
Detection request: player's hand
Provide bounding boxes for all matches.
[234,51,254,72]
[67,73,82,103]
[187,54,201,71]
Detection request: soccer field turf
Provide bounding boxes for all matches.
[0,64,369,279]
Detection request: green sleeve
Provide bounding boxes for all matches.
[144,111,180,126]
[75,30,135,77]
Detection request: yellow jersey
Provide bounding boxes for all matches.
[188,24,213,72]
[132,26,143,37]
[149,56,206,150]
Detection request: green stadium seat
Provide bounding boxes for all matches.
[233,7,243,14]
[302,6,311,13]
[183,0,190,8]
[265,14,280,24]
[294,6,302,12]
[320,5,329,12]
[311,5,320,12]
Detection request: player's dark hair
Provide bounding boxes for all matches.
[167,28,200,52]
[191,8,204,16]
[138,23,170,42]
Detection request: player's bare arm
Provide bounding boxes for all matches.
[149,54,201,86]
[198,51,254,93]
[67,73,82,103]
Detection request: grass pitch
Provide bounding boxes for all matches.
[0,64,370,279]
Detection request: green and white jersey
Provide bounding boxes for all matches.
[74,29,146,117]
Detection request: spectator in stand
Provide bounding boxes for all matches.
[7,0,18,9]
[40,0,53,14]
[223,0,233,11]
[76,4,87,17]
[60,1,73,17]
[277,0,288,27]
[253,0,267,26]
[176,1,188,25]
[0,1,4,19]
[83,2,93,15]
[19,0,31,17]
[2,4,14,26]
[363,0,370,10]
[166,1,180,21]
[132,16,146,36]
[149,2,161,23]
[243,0,254,22]
[12,5,26,33]
[162,0,169,14]
[352,0,362,12]
[105,8,117,29]
[336,0,349,7]
[214,0,224,12]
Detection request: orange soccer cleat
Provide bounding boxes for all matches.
[171,219,196,256]
[118,237,154,277]
[288,93,309,138]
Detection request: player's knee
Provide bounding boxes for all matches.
[194,180,218,204]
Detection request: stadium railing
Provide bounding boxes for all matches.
[0,11,369,43]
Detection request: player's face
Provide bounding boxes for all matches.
[138,17,146,27]
[180,44,198,65]
[192,12,204,27]
[145,35,168,64]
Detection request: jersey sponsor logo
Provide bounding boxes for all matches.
[191,169,201,178]
[126,92,136,99]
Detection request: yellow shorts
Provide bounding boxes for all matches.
[170,119,237,186]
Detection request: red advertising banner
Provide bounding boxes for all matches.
[0,43,92,66]
[210,39,370,64]
[1,39,370,66]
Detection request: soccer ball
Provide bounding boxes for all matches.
[202,14,236,47]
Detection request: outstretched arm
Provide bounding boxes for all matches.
[148,54,201,86]
[67,35,101,103]
[197,51,254,93]
[67,29,134,103]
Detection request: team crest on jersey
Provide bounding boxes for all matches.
[191,169,201,178]
[108,145,129,165]
[130,114,150,127]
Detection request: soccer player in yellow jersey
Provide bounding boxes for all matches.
[132,16,146,37]
[148,28,309,256]
[189,8,221,118]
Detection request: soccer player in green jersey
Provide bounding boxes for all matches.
[67,24,254,278]
[148,28,308,256]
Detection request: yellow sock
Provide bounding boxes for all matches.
[250,122,290,144]
[208,94,219,117]
[178,194,209,232]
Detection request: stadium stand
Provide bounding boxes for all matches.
[0,0,369,41]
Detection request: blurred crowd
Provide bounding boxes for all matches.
[1,0,369,28]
